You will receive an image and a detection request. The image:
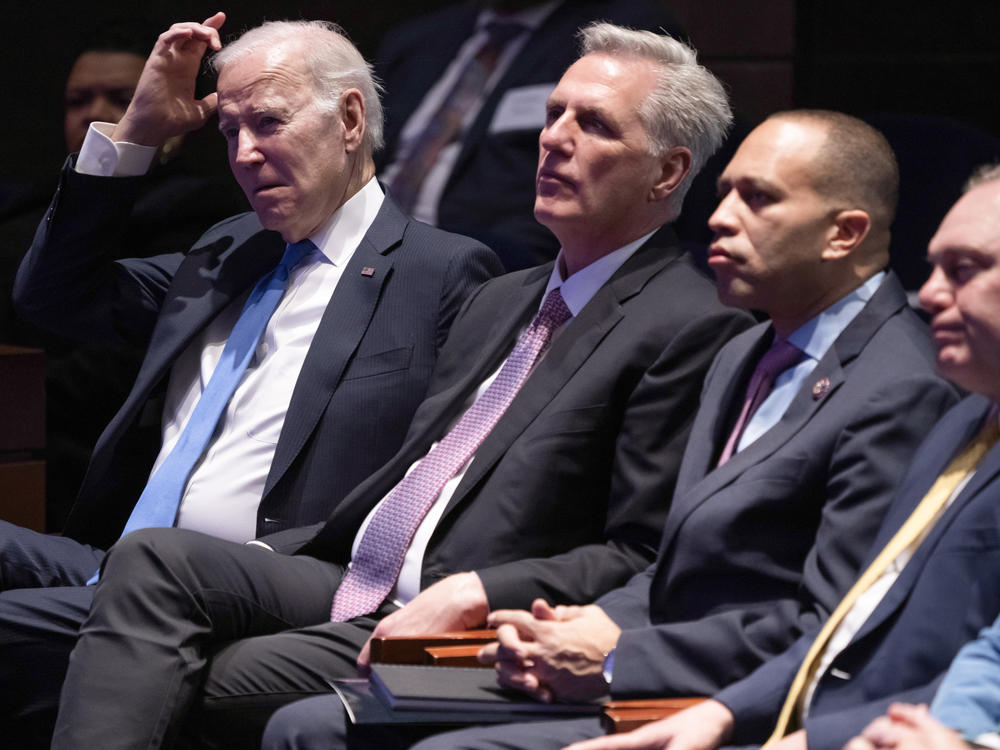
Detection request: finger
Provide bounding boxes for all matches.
[356,638,372,674]
[532,599,558,620]
[489,609,543,636]
[478,642,500,664]
[195,92,219,121]
[844,738,877,750]
[495,623,534,662]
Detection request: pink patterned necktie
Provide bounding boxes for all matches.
[717,338,804,466]
[330,288,572,621]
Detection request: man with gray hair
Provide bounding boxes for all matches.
[35,18,758,750]
[347,110,960,750]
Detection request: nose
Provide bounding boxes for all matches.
[918,264,951,316]
[539,114,573,157]
[234,128,263,166]
[708,189,737,236]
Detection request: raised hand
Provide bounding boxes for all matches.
[113,12,226,147]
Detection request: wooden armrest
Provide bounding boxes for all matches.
[369,629,498,665]
[423,644,489,667]
[601,698,705,734]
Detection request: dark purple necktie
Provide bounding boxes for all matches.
[717,338,803,466]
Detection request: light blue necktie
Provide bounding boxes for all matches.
[88,239,315,584]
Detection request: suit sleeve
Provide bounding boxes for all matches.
[13,160,183,347]
[474,308,753,610]
[433,242,504,352]
[605,374,959,699]
[930,614,1000,739]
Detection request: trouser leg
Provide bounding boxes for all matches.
[50,527,346,750]
[0,519,104,589]
[0,585,94,748]
[409,717,607,750]
[261,694,437,750]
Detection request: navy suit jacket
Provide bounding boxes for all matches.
[291,229,753,609]
[717,395,1000,750]
[595,273,958,698]
[13,162,502,550]
[374,0,684,270]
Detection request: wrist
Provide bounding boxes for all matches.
[458,572,490,628]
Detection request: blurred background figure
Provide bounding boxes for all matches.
[0,22,245,532]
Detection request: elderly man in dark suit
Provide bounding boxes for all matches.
[545,170,1000,750]
[0,11,500,746]
[21,20,752,750]
[385,111,958,750]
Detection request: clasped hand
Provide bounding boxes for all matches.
[479,599,622,703]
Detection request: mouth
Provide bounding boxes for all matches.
[536,168,574,191]
[706,243,735,266]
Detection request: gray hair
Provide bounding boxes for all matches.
[211,20,384,153]
[964,162,1000,192]
[579,22,733,219]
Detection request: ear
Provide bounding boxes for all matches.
[339,89,366,152]
[821,209,871,260]
[649,146,692,202]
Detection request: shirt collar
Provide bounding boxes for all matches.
[787,270,886,360]
[541,229,656,317]
[307,177,385,267]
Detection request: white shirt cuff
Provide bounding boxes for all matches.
[75,122,157,177]
[245,540,275,552]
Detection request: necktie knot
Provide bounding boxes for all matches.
[756,338,804,381]
[280,239,316,275]
[533,287,572,334]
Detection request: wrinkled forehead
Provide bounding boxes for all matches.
[217,42,314,105]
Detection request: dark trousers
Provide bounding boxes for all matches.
[6,526,388,750]
[0,520,105,748]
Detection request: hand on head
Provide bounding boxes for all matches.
[113,12,226,147]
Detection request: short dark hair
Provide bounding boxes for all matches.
[769,110,899,232]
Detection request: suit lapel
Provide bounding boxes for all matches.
[437,239,678,521]
[125,221,285,422]
[850,398,999,644]
[659,273,910,552]
[262,199,406,496]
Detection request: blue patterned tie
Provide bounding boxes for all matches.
[88,240,315,583]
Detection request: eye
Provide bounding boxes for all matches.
[946,258,982,285]
[741,188,773,209]
[544,105,564,127]
[580,114,609,134]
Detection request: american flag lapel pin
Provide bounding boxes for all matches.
[361,266,376,277]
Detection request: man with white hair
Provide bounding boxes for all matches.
[36,19,757,750]
[1,10,500,746]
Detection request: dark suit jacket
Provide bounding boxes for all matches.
[374,0,684,270]
[717,395,1000,750]
[594,273,958,697]
[291,229,753,609]
[13,162,502,550]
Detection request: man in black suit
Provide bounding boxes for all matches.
[0,12,499,745]
[41,22,751,750]
[552,167,1000,750]
[375,0,685,269]
[385,112,958,750]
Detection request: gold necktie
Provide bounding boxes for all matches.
[763,415,1000,745]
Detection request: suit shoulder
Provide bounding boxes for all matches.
[189,211,271,250]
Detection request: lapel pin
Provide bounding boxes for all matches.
[812,377,830,400]
[361,266,376,277]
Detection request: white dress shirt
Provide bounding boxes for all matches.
[75,123,385,542]
[351,230,654,605]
